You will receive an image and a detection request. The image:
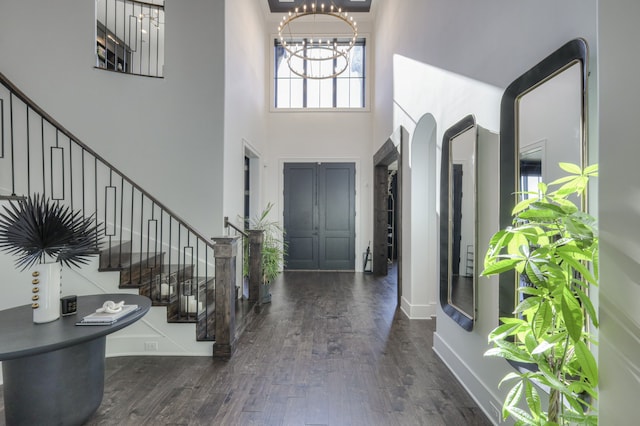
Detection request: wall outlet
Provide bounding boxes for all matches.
[144,341,159,351]
[489,401,502,424]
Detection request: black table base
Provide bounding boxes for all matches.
[3,337,106,425]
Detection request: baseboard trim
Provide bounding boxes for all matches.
[433,332,502,426]
[399,296,437,319]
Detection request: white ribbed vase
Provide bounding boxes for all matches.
[31,262,62,323]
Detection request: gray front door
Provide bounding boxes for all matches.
[284,162,355,270]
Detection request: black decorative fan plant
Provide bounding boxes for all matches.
[0,194,102,270]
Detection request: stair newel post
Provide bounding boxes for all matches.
[247,230,264,304]
[212,236,239,359]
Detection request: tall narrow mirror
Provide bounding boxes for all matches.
[440,115,476,331]
[499,39,588,318]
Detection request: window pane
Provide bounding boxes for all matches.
[336,78,349,108]
[275,45,291,78]
[288,54,304,78]
[276,78,291,108]
[350,77,364,107]
[319,79,333,108]
[290,78,304,108]
[349,46,364,78]
[308,78,334,108]
[307,79,319,108]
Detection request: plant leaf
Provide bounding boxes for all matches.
[531,340,555,355]
[518,286,543,297]
[514,296,541,315]
[532,300,552,338]
[482,258,522,276]
[486,339,534,364]
[558,162,583,175]
[488,322,523,342]
[583,164,599,176]
[518,208,561,221]
[524,379,542,419]
[503,380,524,416]
[575,286,599,328]
[556,251,597,285]
[561,286,584,343]
[508,232,530,257]
[512,196,539,215]
[505,406,537,425]
[574,340,599,386]
[536,365,569,394]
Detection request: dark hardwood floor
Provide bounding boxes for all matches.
[0,267,491,426]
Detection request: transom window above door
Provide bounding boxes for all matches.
[274,38,366,109]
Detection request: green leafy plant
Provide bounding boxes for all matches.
[482,163,598,425]
[0,194,102,270]
[243,202,287,284]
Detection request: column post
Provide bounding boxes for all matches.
[212,236,239,359]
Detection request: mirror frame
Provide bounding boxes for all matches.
[440,114,477,331]
[498,38,588,319]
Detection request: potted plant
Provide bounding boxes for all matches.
[481,163,598,425]
[243,202,287,303]
[0,194,102,323]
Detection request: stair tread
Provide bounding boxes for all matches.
[99,252,164,271]
[118,263,196,287]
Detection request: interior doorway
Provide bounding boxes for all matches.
[373,138,401,277]
[243,143,260,223]
[283,162,356,270]
[244,155,250,230]
[373,129,405,305]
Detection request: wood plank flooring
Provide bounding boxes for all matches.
[0,267,491,425]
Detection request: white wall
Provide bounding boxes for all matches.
[224,0,268,223]
[598,1,640,422]
[373,0,597,148]
[224,0,268,287]
[373,0,597,423]
[0,0,226,367]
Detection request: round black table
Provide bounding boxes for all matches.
[0,293,151,426]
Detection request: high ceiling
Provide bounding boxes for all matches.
[267,0,372,14]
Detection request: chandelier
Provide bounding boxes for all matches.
[277,2,358,79]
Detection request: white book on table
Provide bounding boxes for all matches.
[76,304,140,325]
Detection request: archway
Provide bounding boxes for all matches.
[400,113,438,318]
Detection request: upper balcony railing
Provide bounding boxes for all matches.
[96,0,165,78]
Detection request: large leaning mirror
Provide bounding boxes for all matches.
[440,114,477,331]
[499,38,588,319]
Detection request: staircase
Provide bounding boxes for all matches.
[0,72,217,342]
[97,241,216,341]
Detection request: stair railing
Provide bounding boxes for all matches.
[0,72,216,341]
[96,0,165,78]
